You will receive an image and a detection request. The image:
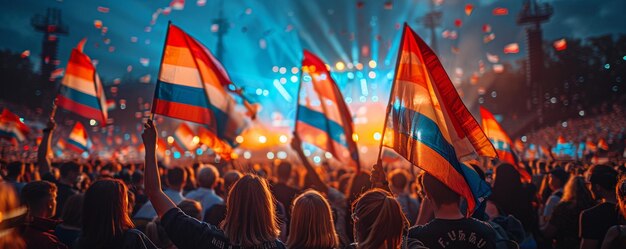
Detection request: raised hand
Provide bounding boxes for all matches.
[142,119,157,150]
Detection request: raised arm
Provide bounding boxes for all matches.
[370,160,391,192]
[37,118,55,175]
[142,119,176,218]
[290,134,329,194]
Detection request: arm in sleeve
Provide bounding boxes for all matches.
[161,207,226,249]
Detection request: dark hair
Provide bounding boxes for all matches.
[178,199,202,220]
[276,162,292,181]
[6,161,24,178]
[490,164,535,231]
[61,194,84,227]
[21,181,57,211]
[421,173,460,206]
[79,179,134,248]
[131,171,144,184]
[352,189,408,248]
[390,169,409,190]
[166,167,187,188]
[60,161,82,177]
[588,164,618,191]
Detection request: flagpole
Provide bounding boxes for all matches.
[150,20,172,122]
[374,23,408,167]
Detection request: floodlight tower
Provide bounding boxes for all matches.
[517,0,553,125]
[31,8,69,82]
[212,0,228,62]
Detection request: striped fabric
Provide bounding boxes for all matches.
[57,138,66,150]
[198,126,232,159]
[173,122,198,152]
[0,109,30,142]
[67,122,89,153]
[57,39,108,125]
[152,23,246,146]
[479,106,531,182]
[295,51,361,170]
[156,137,169,159]
[382,25,496,215]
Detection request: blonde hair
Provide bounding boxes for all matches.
[352,189,408,249]
[221,174,280,247]
[287,190,339,249]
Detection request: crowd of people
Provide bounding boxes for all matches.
[1,120,626,249]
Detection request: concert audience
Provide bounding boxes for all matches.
[286,190,339,249]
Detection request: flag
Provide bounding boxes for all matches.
[480,107,531,182]
[0,109,30,142]
[106,99,116,111]
[173,122,198,152]
[151,23,246,146]
[57,39,108,126]
[57,138,66,150]
[156,137,168,159]
[198,126,232,159]
[553,39,567,51]
[295,51,361,170]
[67,122,89,153]
[586,140,597,153]
[598,138,609,151]
[503,43,519,54]
[382,24,496,215]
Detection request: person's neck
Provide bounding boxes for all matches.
[433,203,464,220]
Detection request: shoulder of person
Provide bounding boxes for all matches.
[603,225,621,242]
[122,229,158,249]
[408,224,426,238]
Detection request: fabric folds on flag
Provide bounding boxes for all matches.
[382,24,496,215]
[479,107,531,182]
[0,109,30,143]
[68,122,89,153]
[57,39,108,126]
[295,51,361,170]
[173,122,198,152]
[152,23,246,147]
[198,126,232,160]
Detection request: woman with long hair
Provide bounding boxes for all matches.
[490,163,537,232]
[542,176,595,249]
[76,179,157,249]
[141,120,284,249]
[287,190,339,249]
[351,189,408,249]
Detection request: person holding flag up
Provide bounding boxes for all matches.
[371,24,498,249]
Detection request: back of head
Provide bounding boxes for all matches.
[347,171,372,202]
[178,199,202,220]
[389,169,409,191]
[60,161,82,178]
[6,161,24,178]
[166,167,187,189]
[222,174,279,247]
[561,176,594,209]
[197,165,219,189]
[287,190,338,249]
[61,194,84,227]
[587,164,618,192]
[222,170,242,194]
[80,179,134,246]
[21,181,57,216]
[491,164,522,205]
[352,189,408,249]
[276,162,292,182]
[421,173,460,207]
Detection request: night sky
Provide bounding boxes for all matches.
[1,0,625,116]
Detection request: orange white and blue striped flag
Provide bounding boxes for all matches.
[152,23,246,146]
[57,39,108,126]
[67,122,89,153]
[295,51,361,170]
[0,108,30,143]
[479,106,531,182]
[173,122,198,152]
[382,24,496,215]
